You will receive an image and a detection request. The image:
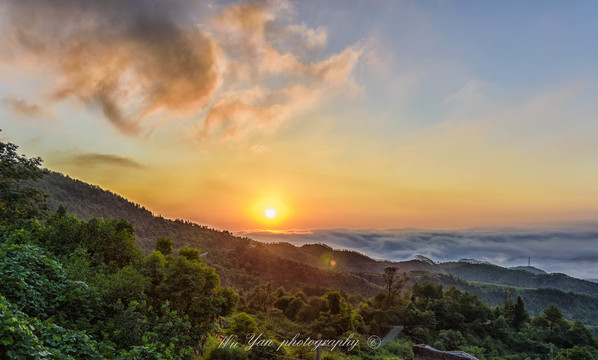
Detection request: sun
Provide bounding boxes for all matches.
[250,196,288,226]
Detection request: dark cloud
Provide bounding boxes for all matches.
[67,153,145,169]
[1,0,363,139]
[238,228,598,279]
[2,98,48,118]
[2,0,219,135]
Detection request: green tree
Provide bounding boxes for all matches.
[273,295,293,313]
[503,297,515,325]
[178,246,202,261]
[412,281,443,310]
[158,255,237,349]
[434,329,465,351]
[314,292,363,337]
[0,295,104,359]
[0,242,87,319]
[226,312,257,341]
[94,265,150,307]
[40,215,140,271]
[155,236,173,256]
[556,345,592,360]
[141,250,167,283]
[565,320,595,348]
[248,283,276,313]
[512,295,530,329]
[285,297,305,320]
[0,138,47,227]
[325,291,346,315]
[383,267,397,307]
[543,305,566,330]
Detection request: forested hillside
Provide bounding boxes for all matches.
[30,171,598,329]
[3,139,598,359]
[32,172,382,296]
[437,262,598,296]
[267,243,598,298]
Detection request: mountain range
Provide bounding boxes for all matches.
[30,171,598,331]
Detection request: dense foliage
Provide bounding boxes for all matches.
[0,140,47,227]
[33,171,381,296]
[2,138,598,359]
[218,277,598,360]
[29,171,598,328]
[1,140,236,359]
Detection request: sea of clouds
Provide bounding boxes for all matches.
[239,226,598,281]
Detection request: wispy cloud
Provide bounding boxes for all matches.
[2,97,50,118]
[284,23,328,50]
[1,0,363,139]
[66,153,145,169]
[238,227,598,279]
[195,0,363,140]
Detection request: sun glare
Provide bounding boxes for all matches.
[250,196,289,227]
[265,209,276,218]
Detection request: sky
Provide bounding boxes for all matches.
[1,1,598,274]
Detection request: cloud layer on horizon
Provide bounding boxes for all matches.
[0,0,363,139]
[239,227,598,280]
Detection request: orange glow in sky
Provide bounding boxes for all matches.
[245,196,291,229]
[1,1,598,232]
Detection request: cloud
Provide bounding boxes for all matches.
[196,0,363,140]
[238,227,598,280]
[2,97,49,118]
[192,0,362,140]
[66,153,145,169]
[284,23,328,49]
[2,0,220,136]
[1,0,363,139]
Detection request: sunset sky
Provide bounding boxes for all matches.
[1,0,598,233]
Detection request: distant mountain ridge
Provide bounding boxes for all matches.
[33,172,598,297]
[510,265,547,275]
[263,237,598,297]
[30,171,598,329]
[31,172,382,295]
[434,261,598,296]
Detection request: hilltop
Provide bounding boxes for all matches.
[31,171,598,329]
[32,172,382,296]
[511,265,547,275]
